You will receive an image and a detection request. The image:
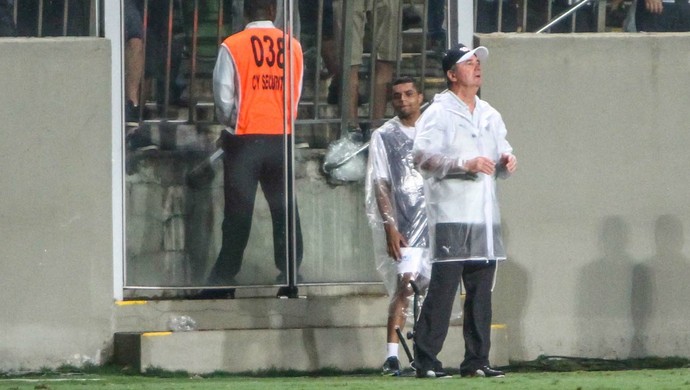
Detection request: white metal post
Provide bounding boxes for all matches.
[457,0,474,48]
[105,0,125,301]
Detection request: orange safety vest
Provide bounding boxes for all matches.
[223,27,303,135]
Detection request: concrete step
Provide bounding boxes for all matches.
[113,294,509,373]
[114,324,509,374]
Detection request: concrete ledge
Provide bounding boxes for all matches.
[115,293,391,332]
[114,324,509,373]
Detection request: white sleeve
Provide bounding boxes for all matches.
[413,106,470,179]
[212,45,237,130]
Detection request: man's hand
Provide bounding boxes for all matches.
[645,0,663,14]
[384,224,408,261]
[500,153,518,174]
[464,156,496,175]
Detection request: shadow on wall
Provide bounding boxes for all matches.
[576,215,690,359]
[493,224,531,361]
[576,216,637,359]
[632,215,690,357]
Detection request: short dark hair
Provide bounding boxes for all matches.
[391,76,421,94]
[245,0,275,21]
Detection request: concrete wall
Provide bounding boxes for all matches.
[2,33,690,370]
[478,33,690,360]
[0,38,114,370]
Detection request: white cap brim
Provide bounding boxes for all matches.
[456,46,489,64]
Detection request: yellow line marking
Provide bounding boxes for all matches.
[115,300,148,306]
[491,324,507,329]
[143,332,173,337]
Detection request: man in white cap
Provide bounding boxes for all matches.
[412,43,517,379]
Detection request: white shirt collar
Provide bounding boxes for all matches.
[245,20,275,29]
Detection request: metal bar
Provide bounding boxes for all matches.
[536,0,591,33]
[547,0,553,32]
[125,281,384,290]
[394,0,403,79]
[140,0,149,122]
[295,118,343,125]
[313,0,324,120]
[338,0,354,138]
[163,0,174,118]
[13,0,17,26]
[497,0,503,32]
[216,0,223,45]
[367,1,378,124]
[38,0,44,37]
[444,0,460,49]
[187,0,199,123]
[571,7,577,32]
[62,0,69,36]
[473,0,478,36]
[89,0,99,37]
[282,0,299,292]
[596,0,606,32]
[522,0,528,31]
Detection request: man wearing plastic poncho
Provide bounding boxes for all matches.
[411,43,517,379]
[366,76,432,376]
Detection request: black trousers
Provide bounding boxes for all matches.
[636,0,690,32]
[414,260,496,373]
[208,134,303,285]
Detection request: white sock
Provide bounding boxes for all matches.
[386,343,399,359]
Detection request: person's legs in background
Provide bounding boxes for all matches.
[124,0,144,126]
[427,0,446,49]
[0,0,16,37]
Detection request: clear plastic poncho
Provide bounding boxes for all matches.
[365,118,432,320]
[413,91,514,263]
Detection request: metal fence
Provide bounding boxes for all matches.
[1,0,632,145]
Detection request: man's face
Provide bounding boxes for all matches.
[447,55,482,89]
[391,82,423,120]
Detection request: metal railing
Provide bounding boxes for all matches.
[5,0,100,37]
[3,0,628,144]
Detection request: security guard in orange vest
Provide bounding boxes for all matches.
[202,0,304,299]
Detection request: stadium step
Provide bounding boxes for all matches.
[113,293,509,374]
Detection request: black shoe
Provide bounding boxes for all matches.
[188,288,235,300]
[382,356,401,376]
[460,366,505,378]
[276,286,299,298]
[125,100,140,127]
[126,126,158,152]
[415,368,452,379]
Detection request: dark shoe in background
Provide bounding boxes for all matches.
[276,285,299,298]
[187,288,236,300]
[126,126,158,152]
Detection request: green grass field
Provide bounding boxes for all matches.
[2,369,690,390]
[2,358,689,390]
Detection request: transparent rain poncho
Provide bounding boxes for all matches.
[412,91,514,263]
[365,118,431,320]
